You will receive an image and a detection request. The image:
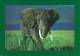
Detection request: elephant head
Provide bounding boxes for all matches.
[38,9,59,40]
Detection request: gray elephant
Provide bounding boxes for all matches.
[20,8,59,50]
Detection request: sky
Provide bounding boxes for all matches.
[5,5,75,30]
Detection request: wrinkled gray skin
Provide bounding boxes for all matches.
[20,8,59,50]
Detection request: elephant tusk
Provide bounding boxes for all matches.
[39,29,44,40]
[49,34,53,41]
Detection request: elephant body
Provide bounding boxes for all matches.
[20,8,59,50]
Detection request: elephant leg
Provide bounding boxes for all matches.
[30,29,44,50]
[23,35,31,50]
[21,25,30,50]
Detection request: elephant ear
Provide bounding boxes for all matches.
[48,9,59,20]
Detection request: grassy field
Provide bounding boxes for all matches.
[5,30,75,51]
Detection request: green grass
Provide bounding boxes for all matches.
[43,30,74,49]
[5,30,75,50]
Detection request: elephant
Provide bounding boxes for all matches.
[20,8,59,50]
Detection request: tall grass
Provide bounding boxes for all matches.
[5,30,74,50]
